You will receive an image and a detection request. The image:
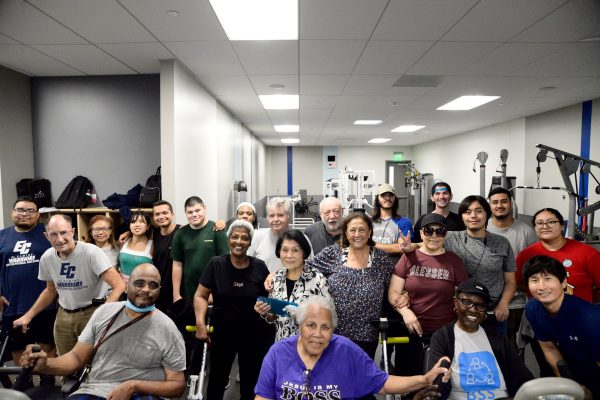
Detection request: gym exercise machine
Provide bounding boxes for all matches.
[323,168,376,214]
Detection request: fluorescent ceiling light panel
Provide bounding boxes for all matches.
[259,94,299,110]
[391,125,426,133]
[209,0,298,40]
[354,120,382,125]
[275,125,299,133]
[437,96,500,111]
[281,138,299,144]
[368,138,391,144]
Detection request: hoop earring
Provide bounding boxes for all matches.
[482,314,488,320]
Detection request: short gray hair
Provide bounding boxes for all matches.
[266,197,292,217]
[296,295,338,329]
[227,219,254,240]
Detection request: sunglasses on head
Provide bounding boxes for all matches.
[422,226,447,237]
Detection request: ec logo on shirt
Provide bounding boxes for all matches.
[458,351,501,392]
[60,263,76,279]
[13,240,32,255]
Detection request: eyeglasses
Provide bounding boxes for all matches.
[534,220,560,228]
[91,227,111,233]
[47,230,73,240]
[455,297,488,312]
[302,369,312,399]
[13,208,37,215]
[422,226,447,237]
[131,279,160,290]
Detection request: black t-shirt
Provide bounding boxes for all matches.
[199,255,271,329]
[152,224,180,310]
[413,212,465,242]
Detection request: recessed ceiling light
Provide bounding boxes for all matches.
[275,125,299,133]
[437,96,500,111]
[166,10,179,17]
[354,120,382,125]
[259,94,299,110]
[368,138,391,144]
[269,83,286,89]
[209,0,298,40]
[281,138,299,144]
[391,125,426,133]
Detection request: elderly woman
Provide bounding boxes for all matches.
[194,220,274,400]
[516,207,600,303]
[305,212,394,359]
[428,280,533,399]
[255,229,330,340]
[388,213,468,376]
[255,295,452,399]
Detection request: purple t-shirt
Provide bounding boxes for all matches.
[255,334,388,399]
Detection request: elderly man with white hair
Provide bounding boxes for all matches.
[304,197,343,255]
[248,197,313,272]
[255,295,451,400]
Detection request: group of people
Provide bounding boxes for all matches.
[0,178,598,399]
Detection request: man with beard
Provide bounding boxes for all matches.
[0,197,55,385]
[14,214,125,357]
[413,182,465,243]
[371,184,413,264]
[304,197,342,254]
[20,263,186,400]
[486,187,536,350]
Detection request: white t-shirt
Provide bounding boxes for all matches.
[39,241,112,309]
[449,324,508,400]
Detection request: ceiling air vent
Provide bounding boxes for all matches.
[393,75,444,88]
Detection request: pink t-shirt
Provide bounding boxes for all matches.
[394,250,468,334]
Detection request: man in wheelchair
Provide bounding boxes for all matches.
[19,263,186,400]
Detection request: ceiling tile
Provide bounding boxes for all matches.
[336,95,417,110]
[300,40,365,74]
[372,0,479,41]
[442,0,567,42]
[407,41,500,75]
[343,75,433,96]
[30,0,155,43]
[165,41,244,75]
[353,40,433,75]
[300,96,338,109]
[232,41,298,75]
[515,42,600,77]
[248,75,299,94]
[300,0,388,39]
[0,33,18,44]
[300,75,349,95]
[31,44,135,74]
[120,0,227,42]
[512,0,600,42]
[0,44,83,76]
[0,0,86,44]
[98,42,172,73]
[199,75,256,96]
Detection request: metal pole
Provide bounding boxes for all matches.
[480,165,486,197]
[567,195,576,239]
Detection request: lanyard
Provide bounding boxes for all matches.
[91,306,150,360]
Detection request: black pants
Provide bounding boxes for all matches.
[206,321,274,400]
[394,333,432,376]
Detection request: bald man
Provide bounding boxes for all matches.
[304,197,343,254]
[21,264,186,400]
[14,214,125,356]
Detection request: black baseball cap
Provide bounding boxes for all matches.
[421,213,447,228]
[456,279,491,304]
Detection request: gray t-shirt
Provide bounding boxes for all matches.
[444,231,516,308]
[75,302,186,398]
[39,242,112,310]
[487,219,537,309]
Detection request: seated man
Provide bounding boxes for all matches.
[255,295,452,399]
[20,263,186,400]
[428,280,533,399]
[523,255,600,398]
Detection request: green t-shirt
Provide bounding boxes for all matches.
[170,221,229,298]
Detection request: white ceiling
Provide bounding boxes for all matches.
[1,0,599,146]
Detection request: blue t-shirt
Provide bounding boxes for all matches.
[0,224,52,316]
[255,334,387,399]
[526,294,600,394]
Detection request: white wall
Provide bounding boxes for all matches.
[0,66,34,227]
[160,60,264,224]
[413,99,600,224]
[265,145,414,196]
